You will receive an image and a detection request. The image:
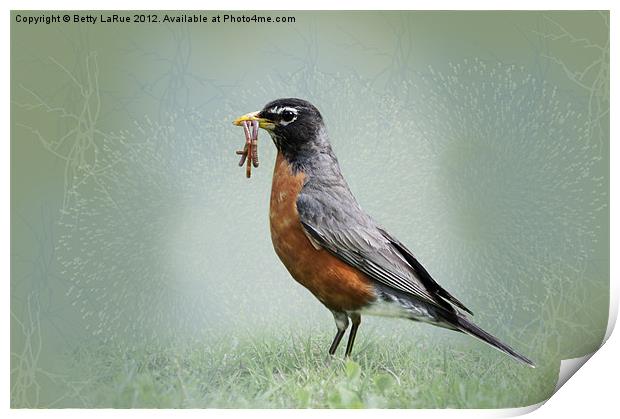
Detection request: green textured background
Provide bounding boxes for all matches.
[11,11,609,408]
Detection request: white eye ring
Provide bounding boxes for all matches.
[278,107,298,126]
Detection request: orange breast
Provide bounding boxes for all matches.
[269,152,376,312]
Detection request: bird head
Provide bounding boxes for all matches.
[233,98,327,159]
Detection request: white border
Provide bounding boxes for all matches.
[4,1,616,418]
[0,0,618,10]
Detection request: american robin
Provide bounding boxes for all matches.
[233,98,534,367]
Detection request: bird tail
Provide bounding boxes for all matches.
[455,316,535,368]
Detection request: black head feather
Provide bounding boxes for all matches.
[258,98,330,164]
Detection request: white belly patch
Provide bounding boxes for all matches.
[356,298,434,322]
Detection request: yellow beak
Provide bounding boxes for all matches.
[232,111,275,130]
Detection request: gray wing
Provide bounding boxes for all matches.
[297,190,472,315]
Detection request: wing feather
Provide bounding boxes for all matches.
[298,192,472,315]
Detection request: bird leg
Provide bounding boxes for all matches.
[329,312,349,355]
[345,313,361,357]
[236,120,259,178]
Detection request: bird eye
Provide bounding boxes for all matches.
[281,110,296,123]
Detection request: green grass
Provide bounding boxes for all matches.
[54,328,558,408]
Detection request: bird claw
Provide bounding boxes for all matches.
[235,120,260,178]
